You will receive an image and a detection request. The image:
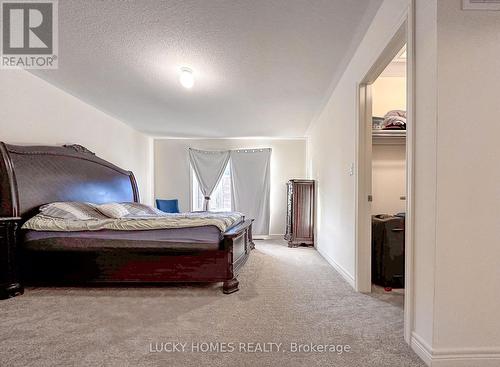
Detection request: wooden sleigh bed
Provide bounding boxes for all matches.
[0,143,253,298]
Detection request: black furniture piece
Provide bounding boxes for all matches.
[285,179,315,247]
[371,215,405,288]
[0,217,24,299]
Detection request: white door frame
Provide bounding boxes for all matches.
[355,3,415,344]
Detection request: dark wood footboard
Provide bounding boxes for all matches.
[21,219,254,295]
[221,219,253,293]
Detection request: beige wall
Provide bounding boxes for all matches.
[371,73,407,216]
[411,1,500,364]
[413,0,439,355]
[0,71,153,205]
[154,138,306,236]
[371,144,406,215]
[433,0,500,356]
[306,0,410,286]
[372,76,406,117]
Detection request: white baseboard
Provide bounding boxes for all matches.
[431,351,500,367]
[411,332,500,367]
[316,247,355,288]
[410,332,433,366]
[254,234,284,240]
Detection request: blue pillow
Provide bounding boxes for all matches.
[155,199,180,213]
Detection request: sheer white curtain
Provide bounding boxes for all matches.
[189,148,230,211]
[230,148,271,235]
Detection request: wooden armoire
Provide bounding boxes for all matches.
[284,179,315,247]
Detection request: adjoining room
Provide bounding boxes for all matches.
[370,45,407,306]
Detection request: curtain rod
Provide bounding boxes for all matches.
[189,148,272,154]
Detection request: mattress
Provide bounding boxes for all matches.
[22,211,243,233]
[23,225,226,252]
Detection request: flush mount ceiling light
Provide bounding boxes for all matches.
[179,67,194,89]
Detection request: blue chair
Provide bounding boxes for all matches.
[156,199,180,213]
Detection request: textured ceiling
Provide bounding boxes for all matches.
[31,0,382,137]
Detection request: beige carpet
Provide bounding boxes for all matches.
[0,240,424,367]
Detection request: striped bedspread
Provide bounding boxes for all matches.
[22,212,244,233]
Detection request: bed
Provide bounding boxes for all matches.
[0,143,253,295]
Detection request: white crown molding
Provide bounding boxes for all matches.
[152,136,307,141]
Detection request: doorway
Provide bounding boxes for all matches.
[355,17,414,344]
[370,46,407,307]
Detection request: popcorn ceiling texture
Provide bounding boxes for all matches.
[31,0,382,137]
[0,240,423,367]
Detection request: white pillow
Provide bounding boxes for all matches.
[93,203,130,219]
[95,202,165,218]
[39,202,106,220]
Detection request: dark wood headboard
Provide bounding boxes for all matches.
[0,143,139,219]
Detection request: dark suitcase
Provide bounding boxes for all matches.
[372,215,405,288]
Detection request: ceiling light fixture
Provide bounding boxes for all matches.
[179,67,194,89]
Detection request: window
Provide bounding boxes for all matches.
[192,163,232,212]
